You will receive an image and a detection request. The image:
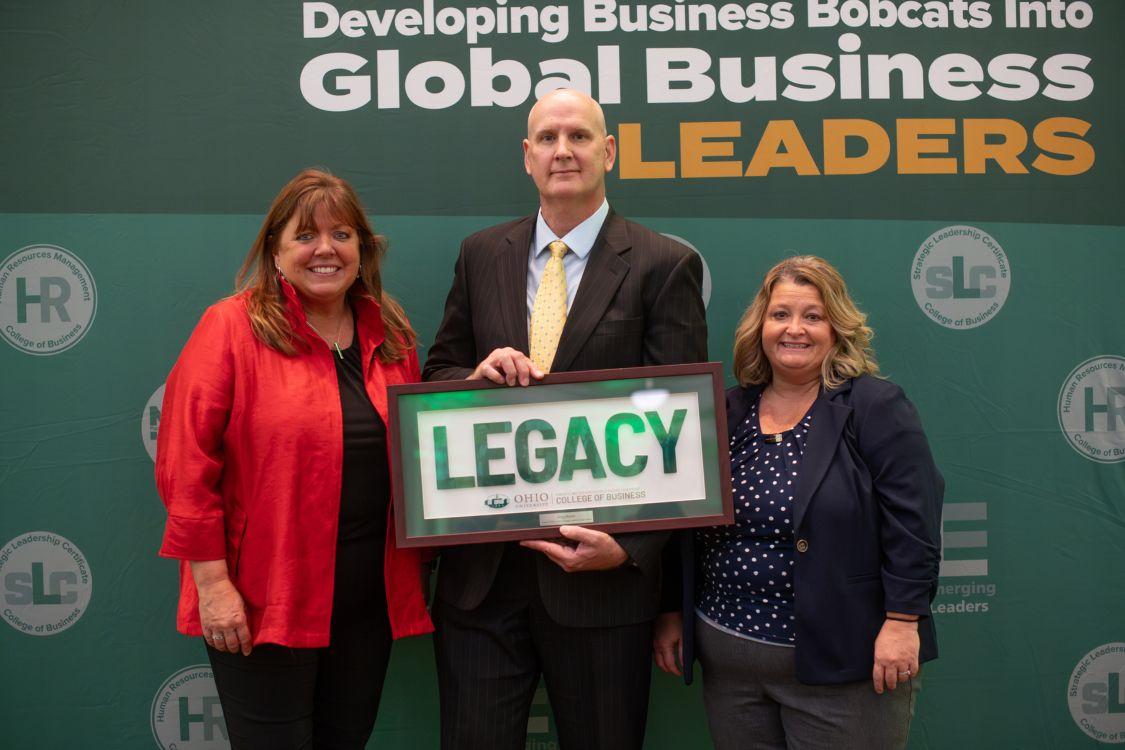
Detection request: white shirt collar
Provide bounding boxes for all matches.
[532,199,610,260]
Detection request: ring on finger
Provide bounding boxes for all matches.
[897,669,911,677]
[211,633,225,641]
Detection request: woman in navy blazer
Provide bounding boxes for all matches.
[654,256,943,749]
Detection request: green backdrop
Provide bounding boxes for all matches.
[2,1,1123,748]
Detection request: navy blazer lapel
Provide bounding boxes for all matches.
[792,382,853,532]
[499,217,534,354]
[726,385,762,440]
[551,212,629,372]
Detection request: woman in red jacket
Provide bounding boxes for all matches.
[156,169,433,749]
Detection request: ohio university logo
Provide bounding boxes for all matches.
[0,531,92,636]
[484,494,510,509]
[0,244,97,355]
[151,665,229,749]
[1068,643,1125,744]
[1058,356,1125,464]
[911,225,1010,330]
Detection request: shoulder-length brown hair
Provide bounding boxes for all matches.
[234,168,414,362]
[732,255,878,389]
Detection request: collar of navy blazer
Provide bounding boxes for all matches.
[726,378,856,532]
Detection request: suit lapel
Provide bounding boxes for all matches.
[551,212,629,372]
[792,384,853,531]
[498,217,534,354]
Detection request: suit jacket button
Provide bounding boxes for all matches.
[796,539,809,553]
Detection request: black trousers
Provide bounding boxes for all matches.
[207,608,392,750]
[433,545,653,750]
[208,528,396,750]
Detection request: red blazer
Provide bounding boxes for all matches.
[156,283,433,647]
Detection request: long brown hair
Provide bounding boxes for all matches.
[234,168,414,361]
[732,255,878,389]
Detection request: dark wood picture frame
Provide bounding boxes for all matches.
[387,362,733,548]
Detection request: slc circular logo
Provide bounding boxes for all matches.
[910,226,1010,330]
[0,244,97,355]
[1058,356,1125,464]
[0,531,92,636]
[151,665,230,749]
[1068,643,1125,743]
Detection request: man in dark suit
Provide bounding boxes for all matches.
[423,88,707,750]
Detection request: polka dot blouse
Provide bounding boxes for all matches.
[696,393,812,646]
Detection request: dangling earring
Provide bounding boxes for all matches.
[356,263,363,279]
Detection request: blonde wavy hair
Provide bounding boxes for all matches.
[732,255,878,389]
[234,168,414,362]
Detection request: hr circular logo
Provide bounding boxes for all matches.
[143,383,167,462]
[910,226,1010,330]
[661,234,711,308]
[151,665,229,749]
[0,244,97,355]
[1057,356,1125,464]
[0,531,92,636]
[1068,643,1125,743]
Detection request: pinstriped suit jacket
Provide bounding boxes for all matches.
[423,209,708,627]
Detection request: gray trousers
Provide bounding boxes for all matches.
[696,617,917,750]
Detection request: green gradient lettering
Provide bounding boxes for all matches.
[434,425,474,489]
[605,412,648,477]
[559,416,606,481]
[515,419,557,483]
[475,421,515,487]
[645,409,687,473]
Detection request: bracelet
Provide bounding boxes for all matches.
[885,614,920,623]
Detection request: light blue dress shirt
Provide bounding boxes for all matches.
[526,199,610,326]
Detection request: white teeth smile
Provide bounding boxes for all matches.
[309,266,339,275]
[781,343,809,348]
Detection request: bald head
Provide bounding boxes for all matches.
[527,89,607,139]
[522,87,617,233]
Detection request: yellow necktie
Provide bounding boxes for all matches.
[529,240,568,373]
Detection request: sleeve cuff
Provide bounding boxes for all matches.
[159,514,226,561]
[616,530,671,575]
[881,570,937,617]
